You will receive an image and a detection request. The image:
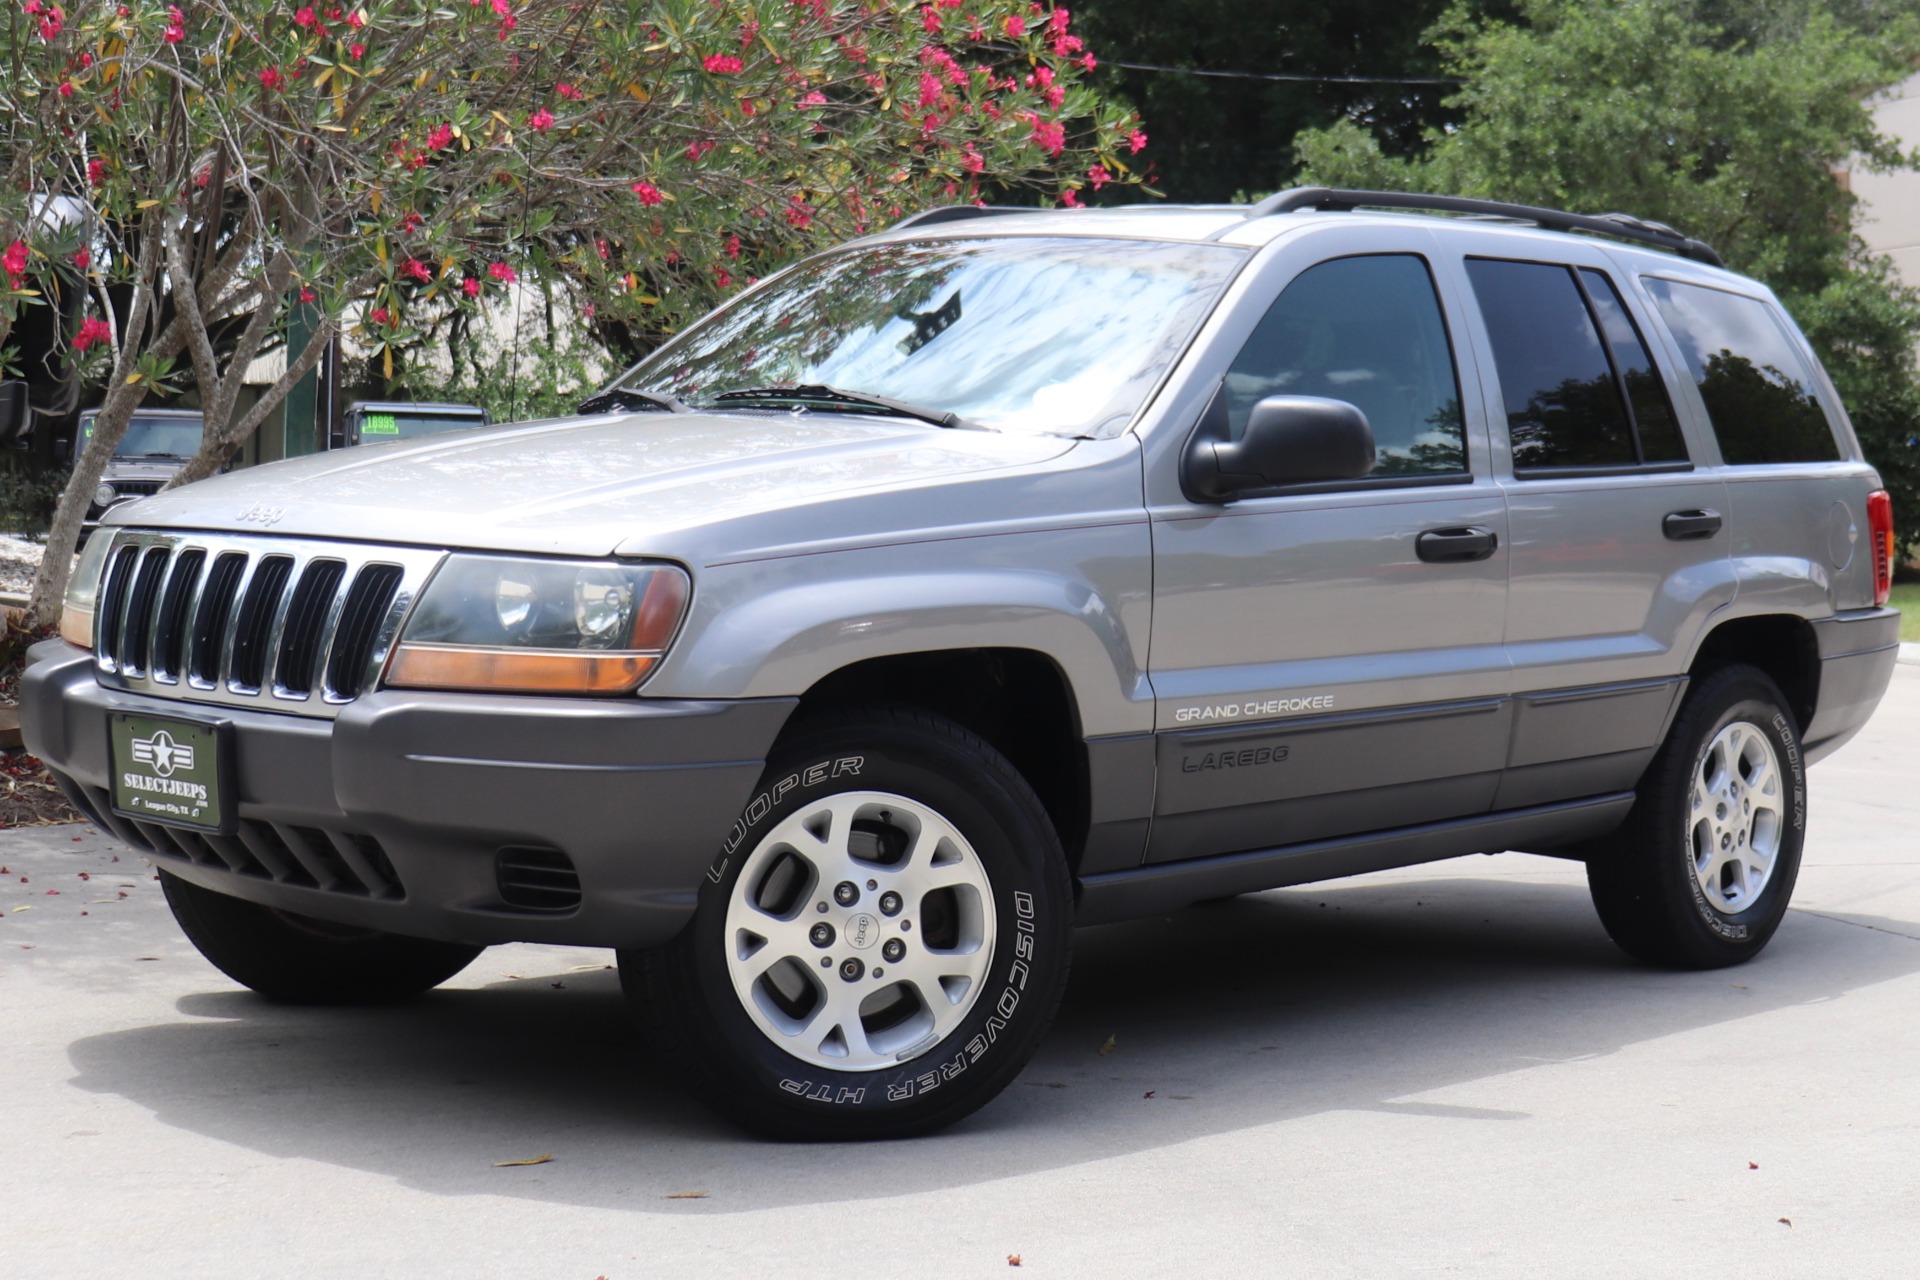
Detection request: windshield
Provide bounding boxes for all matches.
[615,236,1245,436]
[84,414,204,458]
[356,410,486,440]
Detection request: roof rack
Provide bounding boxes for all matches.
[1247,187,1725,267]
[886,205,1030,232]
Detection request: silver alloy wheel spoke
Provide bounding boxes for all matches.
[723,788,998,1072]
[1689,719,1785,915]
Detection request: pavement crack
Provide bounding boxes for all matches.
[1791,908,1920,943]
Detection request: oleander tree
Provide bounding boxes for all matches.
[4,0,1147,625]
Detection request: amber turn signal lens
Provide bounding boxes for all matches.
[387,644,660,694]
[58,606,94,650]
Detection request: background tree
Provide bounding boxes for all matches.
[1293,0,1920,541]
[6,0,1144,624]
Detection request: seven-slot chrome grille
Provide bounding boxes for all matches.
[92,529,446,718]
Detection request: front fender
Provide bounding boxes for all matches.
[643,523,1155,738]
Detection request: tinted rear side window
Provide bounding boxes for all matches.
[1465,259,1634,469]
[1579,270,1687,463]
[1225,254,1464,476]
[1641,277,1839,464]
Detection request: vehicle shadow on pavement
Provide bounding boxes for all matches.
[62,864,1920,1214]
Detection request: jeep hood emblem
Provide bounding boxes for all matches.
[235,502,287,526]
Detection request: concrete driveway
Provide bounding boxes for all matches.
[4,669,1917,1279]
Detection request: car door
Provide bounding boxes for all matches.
[1449,243,1734,810]
[1142,225,1512,864]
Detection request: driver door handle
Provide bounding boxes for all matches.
[1663,508,1723,541]
[1416,526,1499,563]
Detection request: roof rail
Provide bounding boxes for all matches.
[887,205,1030,232]
[1248,187,1725,267]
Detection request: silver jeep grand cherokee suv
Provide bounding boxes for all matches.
[22,189,1902,1139]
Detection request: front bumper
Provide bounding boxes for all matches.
[21,639,794,949]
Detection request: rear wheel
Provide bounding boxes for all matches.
[160,869,485,1003]
[1587,665,1806,968]
[623,705,1073,1140]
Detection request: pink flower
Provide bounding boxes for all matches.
[631,180,663,206]
[347,8,364,26]
[555,81,583,100]
[1029,118,1065,156]
[920,5,940,32]
[72,247,89,269]
[259,66,285,90]
[490,0,509,13]
[1088,164,1111,190]
[23,0,40,13]
[162,6,184,41]
[400,258,432,282]
[426,122,454,150]
[72,317,111,351]
[36,5,62,39]
[370,306,391,326]
[487,261,517,283]
[703,53,743,73]
[87,157,106,185]
[724,233,741,260]
[527,106,554,131]
[1059,187,1081,208]
[1079,52,1096,70]
[918,71,941,108]
[293,6,316,28]
[1127,128,1147,154]
[1050,7,1070,35]
[462,276,480,298]
[797,90,826,107]
[348,42,365,58]
[298,286,316,302]
[1,239,28,284]
[715,267,733,288]
[58,80,73,97]
[960,144,984,173]
[399,211,422,232]
[785,199,812,229]
[685,139,716,160]
[738,18,758,47]
[1045,84,1064,109]
[1003,15,1025,37]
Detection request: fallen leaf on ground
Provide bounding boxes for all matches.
[1778,1218,1792,1227]
[88,899,117,904]
[1007,1255,1022,1267]
[10,905,30,913]
[135,956,159,961]
[664,1191,708,1199]
[1143,1090,1155,1098]
[1749,1161,1759,1170]
[493,1153,554,1167]
[1097,1034,1116,1056]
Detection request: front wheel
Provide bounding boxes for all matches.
[161,869,485,1003]
[623,705,1073,1140]
[1587,664,1807,968]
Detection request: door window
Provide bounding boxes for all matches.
[1466,258,1667,471]
[1224,254,1465,477]
[1579,270,1687,463]
[1640,277,1840,464]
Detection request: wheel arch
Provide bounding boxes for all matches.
[1686,613,1820,735]
[790,648,1093,872]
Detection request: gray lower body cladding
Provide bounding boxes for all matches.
[21,640,795,949]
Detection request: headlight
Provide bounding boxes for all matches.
[387,556,691,694]
[92,482,116,508]
[58,530,116,650]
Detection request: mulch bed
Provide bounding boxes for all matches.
[1,750,80,827]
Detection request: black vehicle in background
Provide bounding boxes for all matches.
[337,401,490,447]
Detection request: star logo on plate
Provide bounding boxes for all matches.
[130,730,194,778]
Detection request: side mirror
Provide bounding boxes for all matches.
[1185,394,1374,501]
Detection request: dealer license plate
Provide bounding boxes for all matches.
[110,713,226,831]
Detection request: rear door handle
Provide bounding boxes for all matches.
[1663,509,1723,541]
[1416,526,1498,563]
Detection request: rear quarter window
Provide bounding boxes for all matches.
[1640,277,1840,464]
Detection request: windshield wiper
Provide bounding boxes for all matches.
[119,451,189,460]
[709,383,978,430]
[575,387,689,416]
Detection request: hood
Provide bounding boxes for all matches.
[108,411,1078,557]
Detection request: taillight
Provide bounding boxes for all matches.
[1867,489,1895,607]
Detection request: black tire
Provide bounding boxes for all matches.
[160,869,485,1003]
[1587,664,1807,969]
[622,705,1073,1140]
